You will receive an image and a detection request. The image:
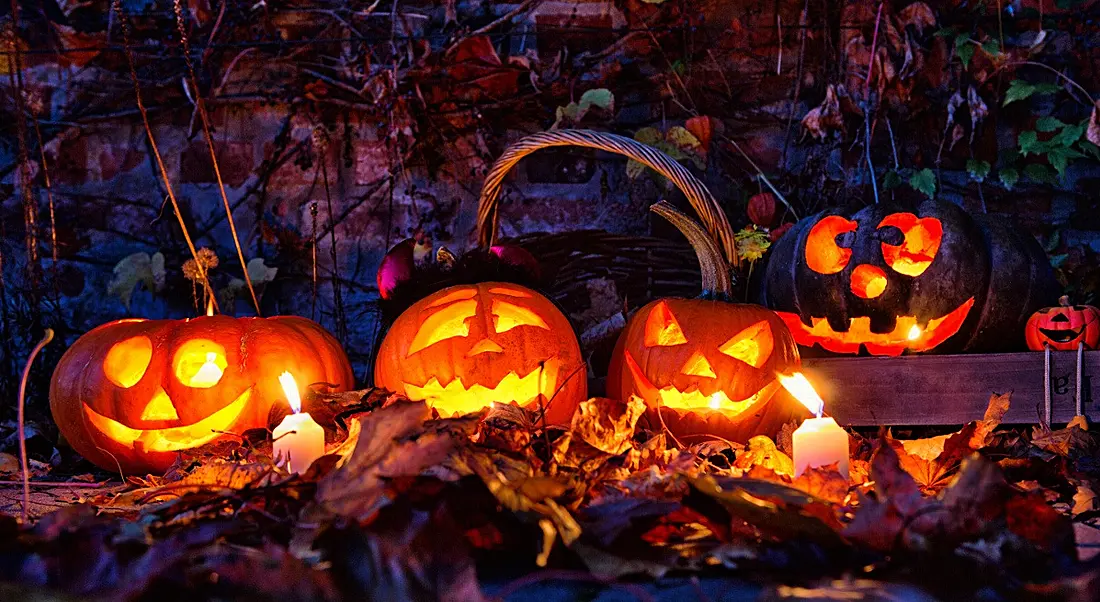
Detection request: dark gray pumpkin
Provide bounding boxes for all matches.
[758,200,1057,355]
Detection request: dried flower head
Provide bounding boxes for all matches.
[183,248,220,281]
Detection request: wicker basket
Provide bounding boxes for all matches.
[475,130,740,323]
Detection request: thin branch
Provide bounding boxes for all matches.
[19,329,54,523]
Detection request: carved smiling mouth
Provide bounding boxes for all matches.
[622,351,777,414]
[83,388,252,453]
[776,297,975,356]
[1038,328,1083,344]
[404,362,561,417]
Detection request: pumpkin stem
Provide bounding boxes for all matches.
[650,201,732,298]
[1060,295,1071,307]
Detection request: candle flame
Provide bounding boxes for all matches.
[907,324,922,341]
[709,392,722,410]
[280,372,301,414]
[206,297,214,317]
[777,372,825,418]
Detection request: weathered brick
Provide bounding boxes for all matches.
[179,140,255,187]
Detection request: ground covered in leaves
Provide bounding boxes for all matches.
[1,391,1100,601]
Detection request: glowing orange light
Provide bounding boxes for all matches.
[206,298,215,317]
[805,216,858,274]
[777,372,825,417]
[850,264,888,299]
[878,213,942,277]
[709,392,722,409]
[907,325,922,340]
[280,371,301,413]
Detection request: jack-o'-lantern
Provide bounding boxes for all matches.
[374,281,585,423]
[759,200,1057,356]
[50,315,353,474]
[607,202,805,443]
[1026,296,1100,351]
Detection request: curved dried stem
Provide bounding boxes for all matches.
[19,329,53,523]
[649,201,732,298]
[173,0,261,316]
[111,0,218,314]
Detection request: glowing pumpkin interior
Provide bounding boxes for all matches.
[90,337,247,452]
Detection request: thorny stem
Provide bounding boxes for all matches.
[19,329,53,523]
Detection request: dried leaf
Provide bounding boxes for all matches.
[801,85,844,141]
[1031,416,1094,457]
[889,424,977,493]
[684,115,713,154]
[791,465,849,505]
[897,3,937,32]
[313,401,457,521]
[733,436,794,477]
[1073,484,1098,516]
[969,392,1011,449]
[1087,105,1100,147]
[570,397,646,455]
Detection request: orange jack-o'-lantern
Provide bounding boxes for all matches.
[50,316,353,474]
[608,203,804,442]
[759,201,1057,355]
[374,281,586,423]
[1026,296,1100,351]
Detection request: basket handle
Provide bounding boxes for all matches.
[475,129,740,268]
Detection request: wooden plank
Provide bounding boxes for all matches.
[801,350,1100,426]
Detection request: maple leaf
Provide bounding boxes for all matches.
[570,396,646,455]
[1031,415,1095,457]
[889,424,977,493]
[733,436,794,477]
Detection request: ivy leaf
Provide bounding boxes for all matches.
[1034,83,1064,94]
[955,36,975,68]
[882,170,904,189]
[1079,140,1100,161]
[1018,130,1042,156]
[909,168,937,199]
[108,251,166,310]
[578,88,614,113]
[981,39,1000,56]
[1052,122,1086,147]
[1035,116,1065,133]
[1048,146,1085,176]
[633,127,662,146]
[1024,163,1056,184]
[966,159,991,182]
[1004,80,1036,106]
[999,167,1019,190]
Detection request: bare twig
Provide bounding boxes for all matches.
[112,0,219,313]
[174,0,262,316]
[19,329,53,523]
[447,0,543,54]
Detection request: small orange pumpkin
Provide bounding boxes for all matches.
[1025,296,1100,351]
[607,203,805,443]
[50,316,354,474]
[374,281,586,423]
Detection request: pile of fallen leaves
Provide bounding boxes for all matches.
[1,391,1100,601]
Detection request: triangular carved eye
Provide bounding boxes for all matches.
[644,301,687,346]
[718,320,773,368]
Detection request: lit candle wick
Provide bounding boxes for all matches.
[777,372,824,418]
[907,325,922,341]
[272,372,324,473]
[708,392,722,410]
[189,352,224,387]
[279,371,302,414]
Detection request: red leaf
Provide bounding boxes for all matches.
[747,193,777,227]
[451,35,502,66]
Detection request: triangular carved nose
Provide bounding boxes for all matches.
[140,387,179,421]
[467,338,504,357]
[680,352,716,378]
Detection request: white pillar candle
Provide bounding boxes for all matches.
[793,417,850,479]
[273,412,325,473]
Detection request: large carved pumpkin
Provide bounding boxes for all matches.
[607,203,805,443]
[759,200,1057,356]
[50,316,354,474]
[374,281,586,423]
[1026,296,1100,351]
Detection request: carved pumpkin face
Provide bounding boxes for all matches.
[608,299,802,441]
[374,282,586,423]
[50,316,354,474]
[760,201,1057,355]
[1026,297,1100,351]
